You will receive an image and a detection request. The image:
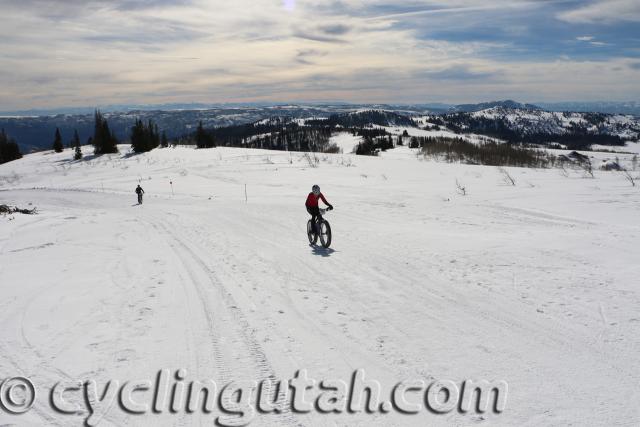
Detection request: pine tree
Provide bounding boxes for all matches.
[130,119,145,153]
[92,110,103,154]
[131,119,161,153]
[73,130,82,160]
[101,120,118,153]
[161,131,168,148]
[53,128,63,153]
[195,121,215,148]
[196,121,206,148]
[0,128,22,164]
[154,124,160,148]
[92,110,119,154]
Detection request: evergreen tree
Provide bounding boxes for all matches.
[92,110,103,154]
[101,120,119,153]
[130,119,160,153]
[195,121,215,148]
[73,130,82,160]
[53,128,63,153]
[196,121,206,148]
[92,110,119,154]
[0,128,22,164]
[161,131,168,148]
[154,124,160,147]
[130,119,145,153]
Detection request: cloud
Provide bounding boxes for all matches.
[282,0,296,12]
[292,30,347,43]
[291,22,353,43]
[318,24,351,35]
[3,0,194,11]
[575,36,609,47]
[415,65,501,81]
[558,0,640,23]
[0,0,639,109]
[295,49,329,65]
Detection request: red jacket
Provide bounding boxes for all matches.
[306,192,329,207]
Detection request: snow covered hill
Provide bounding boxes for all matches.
[472,107,640,139]
[452,100,542,113]
[442,107,640,143]
[4,104,640,155]
[1,145,639,426]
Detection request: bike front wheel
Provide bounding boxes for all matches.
[307,220,318,244]
[318,220,332,248]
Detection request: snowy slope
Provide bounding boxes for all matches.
[467,107,640,139]
[329,132,362,153]
[1,145,639,426]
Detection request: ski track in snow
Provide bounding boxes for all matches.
[1,145,639,426]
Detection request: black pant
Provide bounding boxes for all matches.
[306,206,320,227]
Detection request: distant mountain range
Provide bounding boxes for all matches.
[438,106,639,149]
[2,100,640,118]
[535,101,640,115]
[1,101,638,153]
[449,100,542,113]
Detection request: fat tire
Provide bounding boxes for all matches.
[319,220,332,248]
[307,220,318,244]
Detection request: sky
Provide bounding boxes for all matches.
[0,0,639,110]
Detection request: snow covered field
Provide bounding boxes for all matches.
[1,145,639,426]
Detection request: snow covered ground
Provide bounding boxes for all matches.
[1,145,639,426]
[591,141,640,154]
[329,132,361,154]
[469,107,640,140]
[377,125,503,145]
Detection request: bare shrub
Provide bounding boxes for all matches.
[303,152,319,168]
[323,143,341,154]
[419,136,553,168]
[559,163,569,178]
[0,204,37,215]
[456,179,467,196]
[581,160,594,178]
[498,167,516,186]
[622,169,636,187]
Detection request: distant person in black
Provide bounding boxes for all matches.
[135,185,144,204]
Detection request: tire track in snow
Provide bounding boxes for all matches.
[145,216,303,427]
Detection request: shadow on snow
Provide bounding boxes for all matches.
[309,244,335,257]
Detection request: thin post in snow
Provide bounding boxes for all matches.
[244,184,247,203]
[170,181,174,195]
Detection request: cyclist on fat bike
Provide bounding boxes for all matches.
[135,184,144,204]
[305,185,333,232]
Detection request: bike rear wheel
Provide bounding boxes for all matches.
[307,220,318,244]
[318,220,332,248]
